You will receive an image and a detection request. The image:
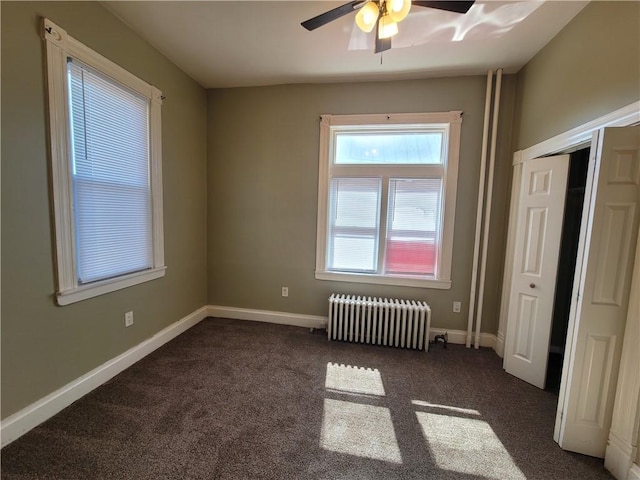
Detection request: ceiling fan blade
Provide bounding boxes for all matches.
[374,16,392,54]
[375,36,392,53]
[412,1,475,14]
[301,1,364,31]
[374,15,391,53]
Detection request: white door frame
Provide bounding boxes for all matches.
[498,102,640,360]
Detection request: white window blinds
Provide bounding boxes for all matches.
[385,178,442,275]
[328,178,381,272]
[67,58,152,284]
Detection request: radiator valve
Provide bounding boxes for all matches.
[433,332,448,349]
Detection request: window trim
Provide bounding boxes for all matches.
[315,112,462,289]
[43,18,165,305]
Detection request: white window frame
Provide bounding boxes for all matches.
[43,18,165,305]
[315,112,462,289]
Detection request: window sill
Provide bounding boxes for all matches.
[56,267,166,306]
[315,270,451,289]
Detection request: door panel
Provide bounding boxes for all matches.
[558,126,640,457]
[504,155,570,388]
[576,333,615,426]
[592,203,636,305]
[514,294,537,359]
[523,207,548,274]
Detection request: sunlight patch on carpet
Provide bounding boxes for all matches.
[412,400,481,416]
[321,398,402,463]
[325,363,385,396]
[416,412,526,480]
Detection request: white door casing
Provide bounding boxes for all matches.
[558,126,640,458]
[504,155,570,389]
[496,156,523,358]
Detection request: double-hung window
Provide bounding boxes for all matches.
[315,112,462,289]
[43,18,165,305]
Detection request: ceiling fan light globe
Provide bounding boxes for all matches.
[355,2,380,33]
[387,0,411,23]
[378,14,398,39]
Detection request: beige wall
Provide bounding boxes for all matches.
[514,1,640,150]
[207,77,517,334]
[1,2,208,418]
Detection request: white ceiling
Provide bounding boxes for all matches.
[103,1,588,88]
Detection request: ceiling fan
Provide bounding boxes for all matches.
[301,0,475,53]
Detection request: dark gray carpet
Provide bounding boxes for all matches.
[1,318,613,479]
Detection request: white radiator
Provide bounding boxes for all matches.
[327,294,431,352]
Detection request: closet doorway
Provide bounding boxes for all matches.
[545,148,590,393]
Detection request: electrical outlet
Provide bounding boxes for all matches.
[453,301,461,313]
[125,311,134,327]
[281,286,289,297]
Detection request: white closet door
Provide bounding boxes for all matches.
[504,154,570,389]
[558,126,640,457]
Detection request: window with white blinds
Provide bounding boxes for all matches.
[328,177,381,272]
[68,60,152,284]
[385,178,441,276]
[44,18,165,305]
[316,113,462,289]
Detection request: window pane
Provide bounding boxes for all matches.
[68,59,152,284]
[332,178,380,228]
[328,178,381,272]
[385,178,442,275]
[74,179,151,281]
[335,132,442,165]
[385,238,437,275]
[332,236,377,271]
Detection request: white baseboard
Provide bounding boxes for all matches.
[628,463,640,480]
[495,331,505,357]
[429,328,497,349]
[605,432,635,479]
[0,306,209,448]
[207,305,498,350]
[207,305,328,330]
